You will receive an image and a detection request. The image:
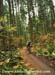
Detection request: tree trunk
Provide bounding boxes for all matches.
[27,0,33,42]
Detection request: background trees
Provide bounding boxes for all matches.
[0,0,55,49]
[0,0,55,74]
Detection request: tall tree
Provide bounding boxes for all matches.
[43,0,55,32]
[48,0,55,24]
[37,0,49,34]
[0,0,3,16]
[0,0,6,50]
[27,0,36,41]
[48,0,55,31]
[8,0,15,25]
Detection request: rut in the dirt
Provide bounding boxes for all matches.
[21,47,55,75]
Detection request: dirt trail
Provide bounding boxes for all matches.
[21,47,55,75]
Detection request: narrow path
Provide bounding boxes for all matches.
[21,47,55,75]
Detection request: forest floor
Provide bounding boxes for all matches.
[20,47,55,75]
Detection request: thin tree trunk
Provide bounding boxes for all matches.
[27,0,33,42]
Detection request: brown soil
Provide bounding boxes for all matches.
[21,47,55,75]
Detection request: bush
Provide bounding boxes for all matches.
[46,43,55,56]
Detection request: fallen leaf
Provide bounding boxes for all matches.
[5,58,10,63]
[0,61,4,65]
[13,65,19,69]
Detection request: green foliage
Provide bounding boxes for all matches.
[0,16,7,22]
[5,25,17,32]
[36,48,49,56]
[0,0,55,74]
[52,50,55,56]
[0,49,29,75]
[46,43,55,56]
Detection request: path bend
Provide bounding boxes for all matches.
[21,47,55,75]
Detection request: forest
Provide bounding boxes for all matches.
[0,0,55,75]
